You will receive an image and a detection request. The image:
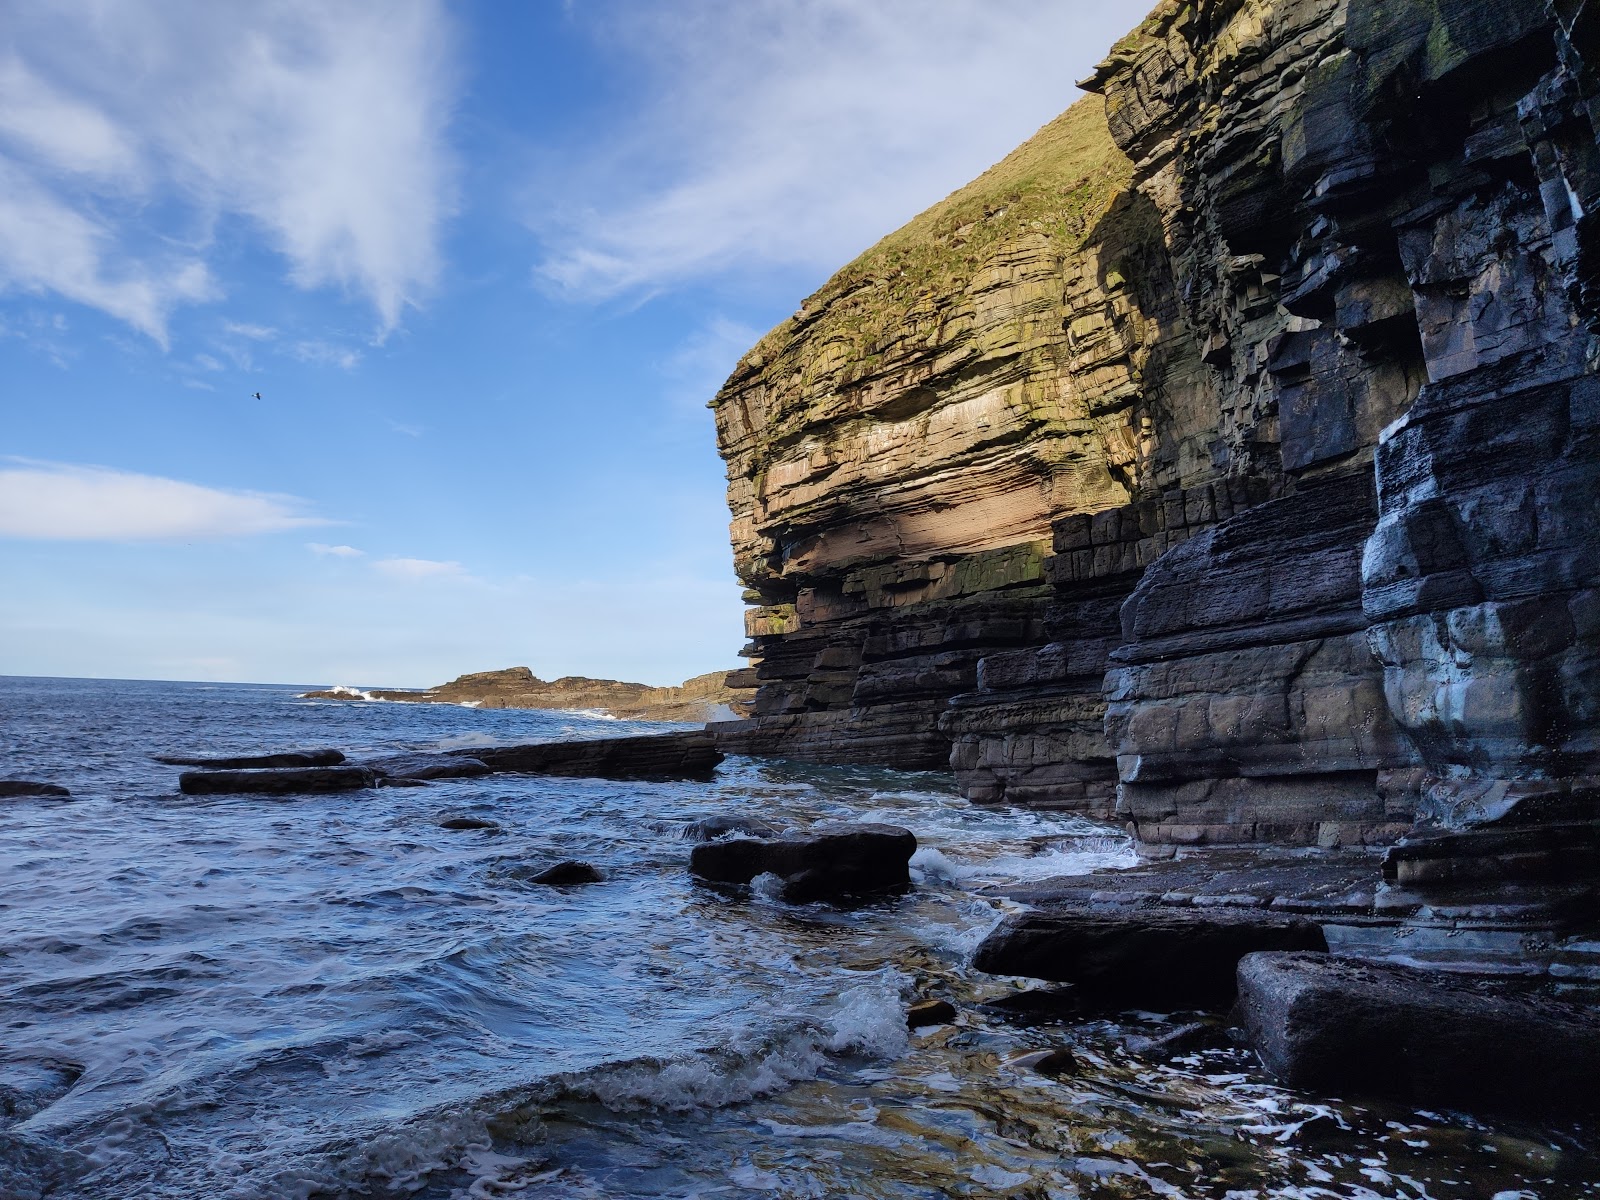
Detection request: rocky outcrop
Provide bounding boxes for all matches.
[178,766,379,795]
[447,730,723,780]
[303,667,754,723]
[154,749,345,769]
[688,823,917,902]
[710,0,1600,885]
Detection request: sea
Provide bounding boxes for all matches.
[0,675,1594,1199]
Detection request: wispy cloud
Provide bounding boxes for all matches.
[532,0,1131,298]
[0,459,327,539]
[222,321,277,341]
[309,542,365,558]
[0,0,458,340]
[289,340,363,370]
[661,315,761,414]
[372,556,474,581]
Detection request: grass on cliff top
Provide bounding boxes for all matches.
[735,95,1134,387]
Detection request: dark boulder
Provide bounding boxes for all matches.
[439,815,499,831]
[449,730,722,780]
[524,860,605,885]
[684,814,782,842]
[689,822,916,903]
[178,766,378,795]
[367,754,491,782]
[1236,951,1600,1117]
[907,999,957,1028]
[973,906,1327,1011]
[0,781,70,798]
[155,749,345,769]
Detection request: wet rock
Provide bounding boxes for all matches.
[1125,1019,1230,1061]
[973,906,1327,1011]
[688,822,916,903]
[1236,952,1600,1117]
[1009,1048,1078,1076]
[366,754,491,782]
[450,731,722,780]
[524,860,604,886]
[178,766,378,796]
[982,987,1081,1022]
[154,749,344,769]
[377,777,429,788]
[684,814,782,842]
[0,781,70,798]
[907,999,957,1028]
[438,815,499,831]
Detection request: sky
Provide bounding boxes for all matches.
[0,0,1142,688]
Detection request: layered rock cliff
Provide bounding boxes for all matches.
[711,0,1600,889]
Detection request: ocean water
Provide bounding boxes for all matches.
[0,676,1594,1199]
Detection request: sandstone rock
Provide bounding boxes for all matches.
[1236,952,1600,1117]
[973,907,1327,1011]
[366,754,491,781]
[451,731,722,780]
[906,999,957,1028]
[155,749,344,769]
[688,823,916,903]
[524,861,604,886]
[0,781,70,798]
[178,766,378,795]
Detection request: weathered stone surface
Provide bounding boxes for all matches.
[0,781,70,798]
[450,731,722,780]
[683,814,783,843]
[178,766,378,795]
[155,749,345,769]
[1237,951,1600,1116]
[973,907,1328,1011]
[365,754,492,781]
[688,823,916,903]
[304,667,754,723]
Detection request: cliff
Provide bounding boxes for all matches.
[304,667,754,723]
[711,0,1600,910]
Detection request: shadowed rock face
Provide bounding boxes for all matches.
[712,0,1600,872]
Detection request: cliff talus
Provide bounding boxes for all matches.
[711,0,1600,898]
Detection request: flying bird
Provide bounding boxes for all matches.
[251,392,263,400]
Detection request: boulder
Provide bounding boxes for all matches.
[0,781,70,798]
[438,815,499,831]
[907,999,957,1028]
[972,906,1327,1010]
[689,823,916,903]
[450,731,722,780]
[155,749,344,769]
[683,814,782,842]
[178,766,378,795]
[524,861,604,885]
[1235,952,1600,1117]
[366,754,492,782]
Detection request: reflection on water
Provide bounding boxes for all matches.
[0,676,1592,1199]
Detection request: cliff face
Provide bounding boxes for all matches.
[712,0,1600,870]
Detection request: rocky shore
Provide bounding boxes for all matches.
[301,665,754,723]
[696,0,1600,1124]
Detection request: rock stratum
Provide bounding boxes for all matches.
[710,0,1600,924]
[304,667,754,724]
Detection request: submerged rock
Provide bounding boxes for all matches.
[973,906,1327,1011]
[1236,952,1600,1117]
[155,749,345,769]
[907,999,957,1028]
[683,814,782,842]
[524,860,604,886]
[1008,1048,1078,1077]
[689,822,916,903]
[0,781,70,798]
[438,815,499,831]
[451,731,722,781]
[178,766,378,796]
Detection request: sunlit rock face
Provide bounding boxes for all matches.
[713,0,1600,855]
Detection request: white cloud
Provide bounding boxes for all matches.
[0,459,328,540]
[222,321,277,341]
[289,340,363,370]
[532,0,1135,298]
[309,542,365,558]
[372,556,473,581]
[661,315,762,414]
[0,0,457,339]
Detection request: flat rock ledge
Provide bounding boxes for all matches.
[361,754,492,782]
[1236,952,1600,1118]
[689,823,916,903]
[974,906,1328,1011]
[155,749,346,769]
[179,766,379,795]
[448,730,722,781]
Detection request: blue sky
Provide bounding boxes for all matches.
[0,0,1139,687]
